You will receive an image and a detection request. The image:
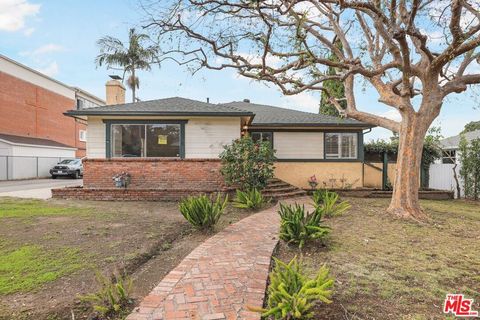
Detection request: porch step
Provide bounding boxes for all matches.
[263,178,307,199]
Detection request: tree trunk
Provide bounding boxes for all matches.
[387,114,430,221]
[452,163,461,199]
[131,68,136,103]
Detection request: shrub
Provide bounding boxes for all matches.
[255,256,334,319]
[179,194,228,230]
[219,136,276,190]
[313,190,351,218]
[311,189,328,207]
[81,272,133,317]
[232,189,266,209]
[278,203,330,249]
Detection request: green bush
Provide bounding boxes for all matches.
[81,272,133,317]
[313,190,351,218]
[311,189,328,207]
[278,203,330,249]
[179,194,228,230]
[255,256,334,319]
[232,189,266,209]
[219,136,276,190]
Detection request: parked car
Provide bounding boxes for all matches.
[50,159,83,179]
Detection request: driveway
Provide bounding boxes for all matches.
[0,178,82,199]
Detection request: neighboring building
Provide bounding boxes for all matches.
[0,54,104,179]
[63,88,374,199]
[437,129,480,164]
[429,129,480,198]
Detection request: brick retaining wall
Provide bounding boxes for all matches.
[52,158,228,201]
[52,187,233,201]
[83,158,224,190]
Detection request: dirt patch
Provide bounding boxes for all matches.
[274,198,480,320]
[0,198,273,320]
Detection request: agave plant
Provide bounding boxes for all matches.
[251,256,334,319]
[278,203,330,249]
[319,191,351,218]
[179,194,228,230]
[232,188,266,209]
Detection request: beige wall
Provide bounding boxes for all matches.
[185,117,240,158]
[363,162,397,188]
[275,162,363,189]
[86,116,241,159]
[274,132,324,159]
[86,117,106,158]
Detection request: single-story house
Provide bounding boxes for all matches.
[60,85,374,200]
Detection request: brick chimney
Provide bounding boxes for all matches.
[105,80,126,105]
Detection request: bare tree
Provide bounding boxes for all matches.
[141,0,480,221]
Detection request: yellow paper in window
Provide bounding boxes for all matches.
[157,135,168,145]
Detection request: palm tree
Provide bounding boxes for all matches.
[96,28,158,103]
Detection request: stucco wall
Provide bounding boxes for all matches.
[275,161,364,189]
[86,116,241,159]
[363,162,397,188]
[273,132,324,159]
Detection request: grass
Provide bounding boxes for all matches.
[0,198,92,219]
[275,198,480,319]
[0,244,85,295]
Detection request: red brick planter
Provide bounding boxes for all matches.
[52,187,233,201]
[52,158,230,201]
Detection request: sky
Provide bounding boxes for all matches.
[0,0,479,142]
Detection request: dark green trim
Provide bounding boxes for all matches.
[382,152,388,190]
[358,131,364,162]
[104,120,188,159]
[276,159,362,162]
[102,119,188,124]
[247,128,367,132]
[249,123,374,128]
[180,122,186,158]
[67,111,252,117]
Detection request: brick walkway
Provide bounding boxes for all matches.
[126,202,288,320]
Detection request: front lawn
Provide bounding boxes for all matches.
[0,197,267,320]
[275,198,480,319]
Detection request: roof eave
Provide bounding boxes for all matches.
[65,111,254,117]
[249,122,375,128]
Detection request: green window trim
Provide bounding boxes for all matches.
[103,119,187,159]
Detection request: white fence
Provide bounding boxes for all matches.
[0,156,69,180]
[429,163,464,198]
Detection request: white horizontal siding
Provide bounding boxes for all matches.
[185,118,240,158]
[86,117,106,158]
[274,132,324,159]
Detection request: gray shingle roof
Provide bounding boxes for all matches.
[65,97,253,117]
[65,96,373,128]
[440,129,480,149]
[0,133,75,149]
[224,101,372,127]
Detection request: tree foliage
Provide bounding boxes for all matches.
[96,28,158,102]
[219,136,276,190]
[459,136,480,200]
[319,40,345,117]
[462,120,480,134]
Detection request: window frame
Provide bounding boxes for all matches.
[104,120,187,159]
[324,132,359,160]
[442,149,456,164]
[79,130,87,142]
[250,131,273,147]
